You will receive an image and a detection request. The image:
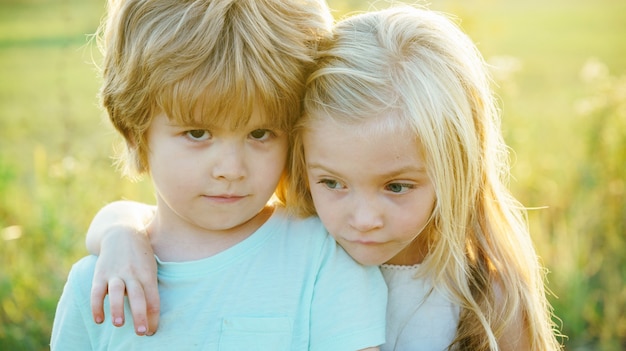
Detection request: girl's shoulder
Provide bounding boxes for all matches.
[381,264,460,351]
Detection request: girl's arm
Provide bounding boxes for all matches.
[86,200,160,336]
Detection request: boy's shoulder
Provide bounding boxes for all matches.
[267,208,331,246]
[265,208,366,271]
[278,210,325,231]
[57,255,100,307]
[68,255,99,278]
[62,255,101,293]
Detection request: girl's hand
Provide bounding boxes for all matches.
[90,227,160,336]
[85,200,159,335]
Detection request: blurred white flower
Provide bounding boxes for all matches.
[2,225,22,241]
[580,57,609,83]
[49,156,78,179]
[487,55,523,82]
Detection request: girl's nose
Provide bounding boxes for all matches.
[348,196,384,233]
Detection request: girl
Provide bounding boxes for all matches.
[86,5,562,350]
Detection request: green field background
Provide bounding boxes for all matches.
[1,0,624,349]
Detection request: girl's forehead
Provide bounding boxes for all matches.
[303,114,429,181]
[305,113,423,153]
[304,112,430,168]
[305,111,416,139]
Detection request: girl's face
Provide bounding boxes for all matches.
[303,114,436,266]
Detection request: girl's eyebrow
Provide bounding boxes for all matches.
[306,162,332,172]
[307,162,427,177]
[370,166,429,181]
[384,166,428,177]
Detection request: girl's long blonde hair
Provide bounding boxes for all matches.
[287,5,562,350]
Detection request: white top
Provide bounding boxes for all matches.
[51,208,387,351]
[380,264,460,351]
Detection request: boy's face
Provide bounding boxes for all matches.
[303,114,436,266]
[146,105,288,237]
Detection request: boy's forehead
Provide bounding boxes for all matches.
[167,94,274,128]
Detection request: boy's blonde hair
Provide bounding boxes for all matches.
[289,5,562,350]
[98,0,332,195]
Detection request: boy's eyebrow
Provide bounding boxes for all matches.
[164,120,209,129]
[249,122,281,129]
[165,119,280,131]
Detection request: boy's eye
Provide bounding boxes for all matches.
[249,129,273,141]
[186,129,210,141]
[385,183,414,193]
[318,179,345,190]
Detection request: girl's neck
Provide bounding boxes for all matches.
[385,227,431,266]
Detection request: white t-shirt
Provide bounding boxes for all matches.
[380,264,459,351]
[51,208,387,351]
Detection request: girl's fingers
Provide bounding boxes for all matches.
[90,279,108,324]
[144,277,161,335]
[125,279,149,335]
[107,277,126,327]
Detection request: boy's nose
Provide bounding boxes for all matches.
[211,144,246,181]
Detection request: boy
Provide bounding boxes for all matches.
[50,0,386,350]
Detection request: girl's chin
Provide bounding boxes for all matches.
[342,246,392,267]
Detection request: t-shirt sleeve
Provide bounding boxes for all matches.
[309,234,387,351]
[50,256,98,351]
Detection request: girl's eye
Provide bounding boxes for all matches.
[318,179,345,190]
[186,129,210,141]
[385,183,414,193]
[249,129,273,141]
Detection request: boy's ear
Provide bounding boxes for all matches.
[117,135,147,178]
[126,136,138,149]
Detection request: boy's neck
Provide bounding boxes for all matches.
[147,205,275,262]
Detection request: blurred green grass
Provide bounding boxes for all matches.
[0,0,624,350]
